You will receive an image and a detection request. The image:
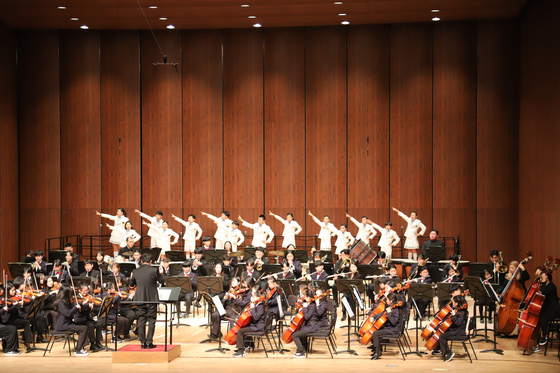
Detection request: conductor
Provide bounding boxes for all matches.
[129,253,165,349]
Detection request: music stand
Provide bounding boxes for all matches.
[8,262,32,278]
[117,263,135,278]
[48,251,67,263]
[427,266,445,283]
[169,263,183,276]
[336,296,358,355]
[337,279,364,337]
[26,295,47,352]
[165,277,192,327]
[165,251,187,262]
[235,263,247,275]
[407,283,435,329]
[404,295,428,357]
[292,249,309,264]
[200,292,229,354]
[141,248,161,263]
[480,281,504,355]
[359,265,383,279]
[279,280,297,302]
[263,264,281,275]
[197,276,224,343]
[71,276,94,288]
[244,246,263,260]
[469,263,495,282]
[204,250,226,265]
[463,276,493,343]
[318,251,334,263]
[436,282,464,305]
[425,247,446,264]
[97,295,117,351]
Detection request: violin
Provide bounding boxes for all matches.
[266,285,280,300]
[424,302,468,350]
[360,301,403,345]
[225,295,266,345]
[282,290,331,344]
[10,294,32,304]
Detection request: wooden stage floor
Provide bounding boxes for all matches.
[2,301,559,372]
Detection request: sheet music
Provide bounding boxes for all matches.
[352,286,364,310]
[212,295,226,316]
[341,296,354,318]
[277,295,284,318]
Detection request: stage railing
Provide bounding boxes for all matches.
[44,235,81,254]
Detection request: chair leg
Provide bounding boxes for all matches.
[468,340,478,360]
[462,341,472,363]
[67,335,72,356]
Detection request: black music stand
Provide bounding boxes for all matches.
[263,264,281,276]
[336,295,358,355]
[480,280,504,355]
[165,251,187,262]
[168,263,183,276]
[464,275,493,343]
[279,280,297,302]
[292,250,309,264]
[71,276,94,287]
[197,276,224,343]
[204,250,226,265]
[8,262,32,279]
[427,266,445,283]
[309,262,334,276]
[359,265,383,279]
[200,292,229,354]
[244,246,263,260]
[165,276,192,328]
[337,279,364,336]
[318,251,334,263]
[468,263,495,282]
[425,248,446,265]
[436,282,464,307]
[26,295,47,352]
[234,263,247,275]
[407,283,435,329]
[404,295,428,357]
[141,248,162,263]
[156,287,181,344]
[97,295,117,351]
[297,280,327,292]
[48,251,67,263]
[118,263,136,278]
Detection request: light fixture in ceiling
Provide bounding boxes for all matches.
[167,24,175,29]
[432,17,441,21]
[58,6,66,10]
[159,17,167,20]
[80,25,89,29]
[341,21,349,25]
[253,23,262,27]
[431,10,440,13]
[149,6,157,9]
[71,18,79,21]
[338,13,346,16]
[248,16,256,18]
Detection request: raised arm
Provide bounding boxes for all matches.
[308,211,323,227]
[392,207,409,222]
[239,216,253,230]
[367,219,383,233]
[136,209,154,222]
[172,213,188,227]
[201,211,219,222]
[269,211,286,225]
[346,213,361,228]
[97,211,116,221]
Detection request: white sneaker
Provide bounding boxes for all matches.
[75,349,89,356]
[5,351,21,356]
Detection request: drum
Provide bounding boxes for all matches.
[349,240,377,265]
[104,255,114,265]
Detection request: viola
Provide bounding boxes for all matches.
[282,290,331,344]
[497,252,532,335]
[424,302,468,350]
[359,301,403,345]
[225,295,265,345]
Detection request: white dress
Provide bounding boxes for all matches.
[101,213,129,244]
[108,226,141,248]
[397,211,427,249]
[312,216,335,250]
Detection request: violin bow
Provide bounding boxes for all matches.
[64,263,79,306]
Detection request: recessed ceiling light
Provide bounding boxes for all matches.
[58,7,66,10]
[338,13,346,16]
[248,15,256,19]
[334,2,343,4]
[167,25,175,29]
[80,25,88,29]
[341,21,350,25]
[159,17,167,20]
[149,6,157,9]
[241,4,249,7]
[253,23,262,28]
[71,18,79,21]
[432,17,441,21]
[431,9,440,13]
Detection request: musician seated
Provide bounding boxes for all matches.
[432,295,468,362]
[437,282,463,310]
[232,285,266,357]
[442,267,461,284]
[307,247,318,263]
[0,304,20,355]
[111,263,126,281]
[408,266,432,319]
[160,258,171,276]
[266,277,282,317]
[213,263,231,294]
[497,260,530,295]
[252,247,270,270]
[51,259,70,284]
[222,254,236,277]
[332,250,352,308]
[285,250,302,278]
[73,283,104,352]
[292,289,321,358]
[442,254,463,280]
[100,283,132,342]
[54,285,92,356]
[476,269,496,323]
[80,260,100,278]
[210,276,250,339]
[32,250,48,275]
[131,249,142,268]
[341,262,362,321]
[118,236,136,258]
[4,283,34,352]
[177,261,197,317]
[276,260,296,280]
[308,261,328,282]
[487,249,506,288]
[65,250,80,277]
[95,251,110,276]
[376,251,387,266]
[370,293,402,360]
[537,271,560,348]
[408,254,428,279]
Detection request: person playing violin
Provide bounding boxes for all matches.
[292,289,320,358]
[4,283,34,352]
[54,285,92,356]
[434,295,468,362]
[232,285,266,358]
[537,271,560,347]
[73,283,104,352]
[341,262,362,322]
[370,293,402,360]
[101,282,132,342]
[177,261,197,318]
[265,277,282,317]
[0,301,20,355]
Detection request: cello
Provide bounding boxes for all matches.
[359,283,409,336]
[359,301,403,345]
[496,252,532,335]
[424,302,468,350]
[421,291,469,341]
[517,259,560,351]
[282,290,330,344]
[224,294,265,345]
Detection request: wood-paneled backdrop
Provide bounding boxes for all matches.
[0,20,529,275]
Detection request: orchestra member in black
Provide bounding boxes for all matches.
[210,276,251,339]
[498,260,530,295]
[54,285,91,356]
[488,249,506,288]
[0,305,20,355]
[192,247,208,307]
[129,253,165,349]
[432,284,463,355]
[285,250,302,279]
[442,253,464,280]
[118,236,137,258]
[370,293,401,360]
[232,285,266,357]
[477,269,496,323]
[96,251,110,276]
[64,242,80,262]
[421,229,444,258]
[292,289,318,358]
[309,261,328,282]
[265,277,281,317]
[99,282,130,342]
[42,277,60,333]
[80,260,100,278]
[341,262,361,321]
[32,250,48,275]
[212,263,231,293]
[408,266,432,319]
[160,258,172,276]
[111,263,126,281]
[4,284,34,352]
[442,266,461,284]
[177,261,197,318]
[408,254,428,280]
[435,295,468,362]
[244,258,260,283]
[131,249,142,268]
[73,283,104,352]
[222,254,236,278]
[538,271,560,346]
[276,260,296,280]
[51,259,69,284]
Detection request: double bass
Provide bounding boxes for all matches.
[496,252,532,335]
[359,301,403,345]
[282,290,330,344]
[424,302,468,350]
[517,258,560,351]
[224,294,265,345]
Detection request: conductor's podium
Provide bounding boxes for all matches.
[112,344,181,363]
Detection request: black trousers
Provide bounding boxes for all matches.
[211,306,239,336]
[366,283,376,303]
[121,308,140,334]
[438,329,465,354]
[137,304,157,343]
[371,329,395,354]
[293,329,311,353]
[178,292,193,314]
[76,319,101,343]
[236,326,255,349]
[11,318,34,344]
[0,325,19,352]
[540,309,560,335]
[60,325,89,351]
[97,315,128,337]
[28,312,47,335]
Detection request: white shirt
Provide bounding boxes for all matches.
[370,222,400,247]
[101,213,129,229]
[206,214,232,241]
[242,221,274,247]
[275,217,303,239]
[349,217,377,241]
[397,211,427,239]
[138,212,163,237]
[174,216,203,240]
[148,225,179,251]
[311,216,336,240]
[109,227,141,247]
[228,228,245,247]
[332,229,355,248]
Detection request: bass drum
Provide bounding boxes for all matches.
[349,239,377,265]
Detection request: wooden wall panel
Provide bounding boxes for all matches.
[60,31,101,238]
[264,28,306,240]
[0,21,18,275]
[477,20,519,262]
[182,29,224,238]
[433,22,477,259]
[347,25,391,231]
[18,30,61,254]
[305,26,347,237]
[520,0,560,283]
[141,30,183,234]
[223,29,264,223]
[389,23,433,235]
[100,30,142,236]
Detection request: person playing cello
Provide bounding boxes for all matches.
[292,289,319,358]
[370,293,402,360]
[537,271,560,348]
[232,285,266,358]
[433,294,468,362]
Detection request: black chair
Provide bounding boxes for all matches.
[543,316,560,357]
[307,312,337,358]
[243,312,277,357]
[43,330,76,357]
[448,317,478,363]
